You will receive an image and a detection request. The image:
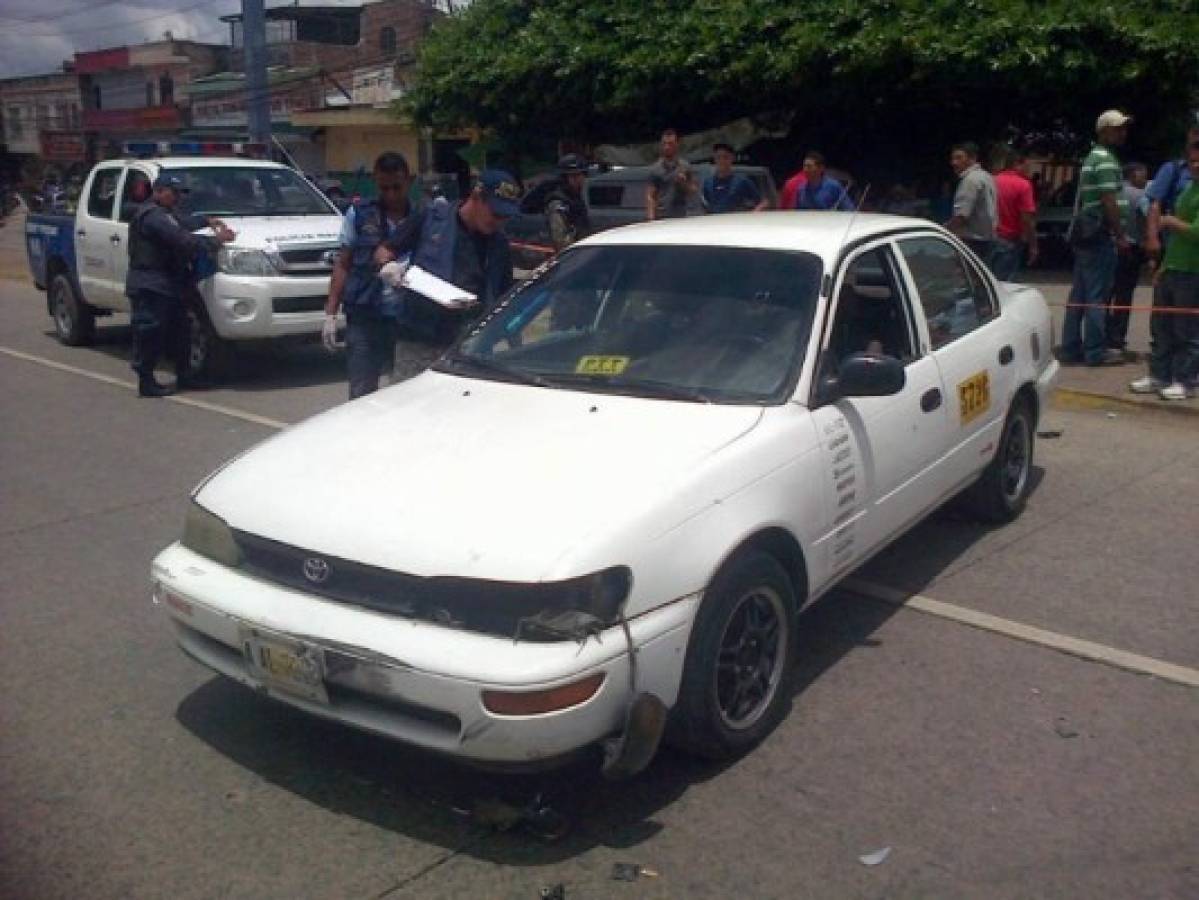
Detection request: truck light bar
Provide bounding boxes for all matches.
[122,141,268,159]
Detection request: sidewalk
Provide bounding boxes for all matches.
[1030,273,1199,417]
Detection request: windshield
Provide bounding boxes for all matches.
[172,166,335,217]
[445,245,823,404]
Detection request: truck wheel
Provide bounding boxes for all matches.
[964,398,1035,523]
[184,303,232,379]
[668,551,796,760]
[50,273,95,346]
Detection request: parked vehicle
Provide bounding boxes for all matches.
[506,164,779,268]
[25,144,344,376]
[152,213,1058,775]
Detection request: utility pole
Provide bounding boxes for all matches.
[242,0,270,144]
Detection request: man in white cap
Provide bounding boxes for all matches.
[1061,109,1133,366]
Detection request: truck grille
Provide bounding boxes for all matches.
[273,243,340,275]
[272,296,327,314]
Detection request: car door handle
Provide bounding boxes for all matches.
[76,229,86,237]
[109,235,121,244]
[998,345,1014,365]
[921,388,942,412]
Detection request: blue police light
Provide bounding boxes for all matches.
[170,142,204,155]
[124,142,158,158]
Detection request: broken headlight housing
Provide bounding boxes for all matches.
[181,500,242,568]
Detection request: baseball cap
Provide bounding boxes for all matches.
[557,153,588,175]
[478,169,521,217]
[1096,110,1132,131]
[152,173,189,192]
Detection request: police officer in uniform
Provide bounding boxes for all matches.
[545,154,591,251]
[322,151,419,399]
[126,173,234,397]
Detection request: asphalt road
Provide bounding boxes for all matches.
[2,274,1197,900]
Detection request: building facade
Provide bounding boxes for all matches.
[76,40,226,157]
[0,69,85,168]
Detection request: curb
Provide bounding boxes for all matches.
[1053,386,1199,419]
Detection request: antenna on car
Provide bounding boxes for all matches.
[823,183,870,297]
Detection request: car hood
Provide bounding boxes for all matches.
[197,371,765,581]
[209,214,342,251]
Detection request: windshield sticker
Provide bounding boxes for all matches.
[575,355,630,375]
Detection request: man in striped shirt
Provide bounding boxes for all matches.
[1061,110,1133,366]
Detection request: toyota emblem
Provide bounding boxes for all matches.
[302,557,331,584]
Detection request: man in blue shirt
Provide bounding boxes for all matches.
[702,143,766,214]
[322,152,419,399]
[795,151,855,211]
[1145,124,1199,265]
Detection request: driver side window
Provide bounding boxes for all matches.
[825,246,916,367]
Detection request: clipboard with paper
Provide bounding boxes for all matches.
[381,261,477,310]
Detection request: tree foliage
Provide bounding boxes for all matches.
[407,0,1199,176]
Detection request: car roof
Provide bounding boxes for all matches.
[578,211,943,259]
[153,157,288,170]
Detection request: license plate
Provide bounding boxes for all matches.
[957,370,991,425]
[242,628,329,704]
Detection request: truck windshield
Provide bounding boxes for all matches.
[172,166,334,217]
[444,244,823,404]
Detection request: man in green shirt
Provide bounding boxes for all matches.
[1062,110,1133,366]
[1129,141,1199,400]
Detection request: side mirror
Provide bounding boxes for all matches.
[819,353,905,403]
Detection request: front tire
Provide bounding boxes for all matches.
[50,273,94,346]
[184,301,232,379]
[964,398,1035,523]
[669,551,796,760]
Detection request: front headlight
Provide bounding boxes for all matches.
[217,247,277,277]
[181,500,242,567]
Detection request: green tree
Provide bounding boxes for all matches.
[406,0,1199,178]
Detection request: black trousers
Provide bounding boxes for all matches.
[1106,246,1145,349]
[129,288,189,379]
[1148,270,1199,384]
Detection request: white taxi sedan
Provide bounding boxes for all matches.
[152,213,1058,775]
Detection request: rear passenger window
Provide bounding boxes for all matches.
[588,184,624,208]
[87,168,121,220]
[899,236,996,350]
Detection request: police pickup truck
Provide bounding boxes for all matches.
[25,143,344,375]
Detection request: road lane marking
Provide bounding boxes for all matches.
[0,346,288,430]
[6,345,1196,688]
[845,577,1199,689]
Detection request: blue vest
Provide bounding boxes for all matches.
[343,201,394,311]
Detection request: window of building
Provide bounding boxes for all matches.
[7,107,22,139]
[159,73,174,105]
[146,82,156,107]
[93,85,102,110]
[380,26,397,55]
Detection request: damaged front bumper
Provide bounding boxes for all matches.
[151,543,698,766]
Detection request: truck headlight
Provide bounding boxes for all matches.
[218,247,277,277]
[181,500,242,567]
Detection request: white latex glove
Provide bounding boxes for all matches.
[379,259,410,289]
[321,313,342,352]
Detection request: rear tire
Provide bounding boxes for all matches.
[50,273,94,346]
[964,398,1035,523]
[668,551,796,760]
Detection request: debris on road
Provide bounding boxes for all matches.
[539,884,566,900]
[1054,716,1080,739]
[469,794,570,842]
[611,863,660,881]
[858,847,892,866]
[1106,412,1118,419]
[1036,429,1064,438]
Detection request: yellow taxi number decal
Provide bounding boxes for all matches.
[575,355,630,376]
[957,371,991,425]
